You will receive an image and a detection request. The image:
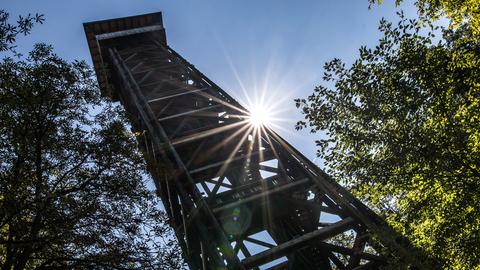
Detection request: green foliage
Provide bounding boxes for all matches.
[370,0,480,38]
[0,9,44,55]
[296,12,480,270]
[0,20,185,270]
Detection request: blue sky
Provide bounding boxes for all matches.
[4,0,417,165]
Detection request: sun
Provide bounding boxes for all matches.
[248,105,272,127]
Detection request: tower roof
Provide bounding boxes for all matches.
[83,12,166,98]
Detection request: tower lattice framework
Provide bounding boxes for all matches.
[84,12,430,270]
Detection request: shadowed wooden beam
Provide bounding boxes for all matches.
[213,178,311,214]
[242,217,356,268]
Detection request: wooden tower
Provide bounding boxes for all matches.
[84,12,431,270]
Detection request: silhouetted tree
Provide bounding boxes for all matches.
[0,10,44,54]
[0,11,185,270]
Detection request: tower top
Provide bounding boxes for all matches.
[83,12,166,98]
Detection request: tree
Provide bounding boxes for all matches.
[0,10,44,54]
[296,12,480,270]
[371,0,480,38]
[0,11,185,270]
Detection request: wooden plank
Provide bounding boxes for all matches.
[213,178,311,214]
[242,217,355,268]
[259,164,278,173]
[157,104,222,122]
[187,149,261,174]
[171,119,247,146]
[148,88,208,103]
[212,173,296,203]
[245,237,276,249]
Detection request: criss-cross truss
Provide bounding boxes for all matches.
[84,12,430,270]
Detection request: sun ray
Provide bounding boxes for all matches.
[256,125,264,162]
[262,126,306,166]
[255,125,279,233]
[196,91,250,115]
[203,123,252,157]
[264,122,300,138]
[215,125,255,179]
[220,46,255,112]
[172,120,249,145]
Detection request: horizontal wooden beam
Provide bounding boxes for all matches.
[211,173,282,202]
[188,149,263,175]
[147,87,208,103]
[213,178,311,214]
[242,217,356,268]
[259,164,278,173]
[158,104,222,122]
[245,237,276,249]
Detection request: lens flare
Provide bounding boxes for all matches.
[248,105,272,127]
